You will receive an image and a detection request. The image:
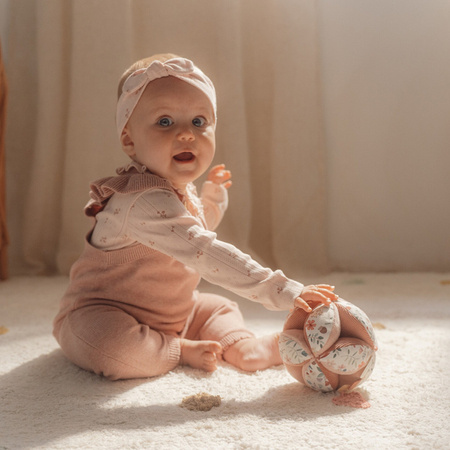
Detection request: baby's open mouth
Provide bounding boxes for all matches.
[174,152,195,162]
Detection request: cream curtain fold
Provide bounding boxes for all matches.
[5,0,328,277]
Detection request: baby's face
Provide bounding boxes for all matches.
[122,76,216,192]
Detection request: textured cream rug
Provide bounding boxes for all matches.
[1,273,449,449]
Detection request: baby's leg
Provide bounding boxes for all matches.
[180,339,222,372]
[184,293,254,347]
[222,334,283,372]
[54,305,181,380]
[186,293,278,372]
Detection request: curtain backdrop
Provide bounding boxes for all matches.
[5,0,328,277]
[5,0,450,277]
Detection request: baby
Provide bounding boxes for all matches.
[53,53,338,380]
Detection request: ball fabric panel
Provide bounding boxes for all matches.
[302,361,338,392]
[304,303,341,356]
[278,330,312,365]
[319,339,375,375]
[335,300,378,350]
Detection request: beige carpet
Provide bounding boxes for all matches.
[0,273,449,449]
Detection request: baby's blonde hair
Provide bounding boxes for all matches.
[117,53,180,98]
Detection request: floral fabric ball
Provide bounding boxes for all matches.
[279,298,378,392]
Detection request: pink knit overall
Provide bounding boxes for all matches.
[53,172,253,380]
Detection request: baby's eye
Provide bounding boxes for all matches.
[158,117,173,127]
[192,117,206,127]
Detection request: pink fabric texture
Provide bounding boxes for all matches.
[54,275,252,380]
[116,57,217,137]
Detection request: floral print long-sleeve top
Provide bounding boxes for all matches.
[88,162,304,311]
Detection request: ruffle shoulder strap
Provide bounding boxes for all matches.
[84,172,173,217]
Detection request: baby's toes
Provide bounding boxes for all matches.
[203,352,218,372]
[205,342,222,354]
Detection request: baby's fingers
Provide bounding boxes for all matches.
[210,163,225,172]
[307,285,338,297]
[298,284,339,307]
[315,284,335,291]
[208,164,232,186]
[208,164,228,177]
[294,297,313,313]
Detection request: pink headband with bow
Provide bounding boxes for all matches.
[116,57,217,137]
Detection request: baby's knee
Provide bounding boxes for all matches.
[198,292,242,318]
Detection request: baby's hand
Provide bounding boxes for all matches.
[294,284,339,313]
[207,164,232,189]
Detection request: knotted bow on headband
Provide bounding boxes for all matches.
[116,57,216,137]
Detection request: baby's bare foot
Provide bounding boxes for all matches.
[180,339,222,372]
[223,334,282,372]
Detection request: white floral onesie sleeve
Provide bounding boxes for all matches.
[124,185,304,312]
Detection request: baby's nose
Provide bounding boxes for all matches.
[177,126,195,141]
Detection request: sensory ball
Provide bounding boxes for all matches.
[279,298,377,392]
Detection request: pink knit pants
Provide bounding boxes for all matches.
[54,293,253,380]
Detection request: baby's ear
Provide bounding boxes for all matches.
[120,127,135,157]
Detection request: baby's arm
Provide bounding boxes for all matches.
[128,189,335,312]
[204,165,338,311]
[200,164,231,231]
